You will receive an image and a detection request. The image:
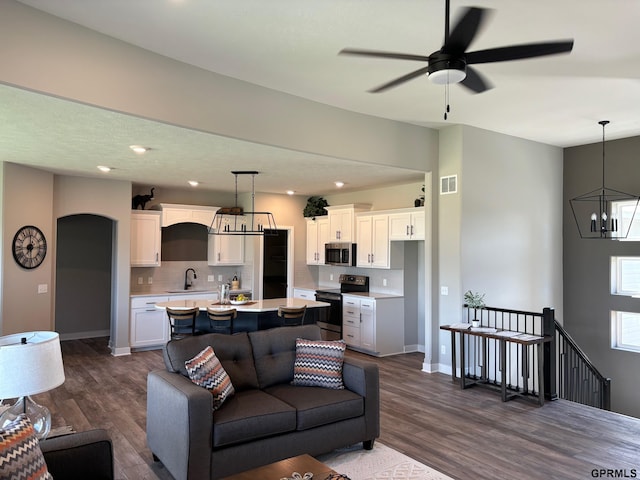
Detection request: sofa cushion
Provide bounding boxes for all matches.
[249,325,322,389]
[265,384,364,431]
[0,414,53,480]
[164,332,259,391]
[212,390,296,448]
[185,346,235,411]
[292,338,346,389]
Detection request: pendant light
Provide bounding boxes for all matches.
[569,121,640,239]
[209,171,277,236]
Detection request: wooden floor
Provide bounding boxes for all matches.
[40,337,640,480]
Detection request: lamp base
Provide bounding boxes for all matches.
[0,396,51,439]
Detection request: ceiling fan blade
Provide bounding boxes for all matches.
[459,66,492,93]
[368,66,431,93]
[466,40,574,64]
[339,48,430,62]
[444,7,487,55]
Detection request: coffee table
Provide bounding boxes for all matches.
[221,454,337,480]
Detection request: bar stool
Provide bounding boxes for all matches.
[277,305,307,326]
[206,307,238,335]
[166,307,200,340]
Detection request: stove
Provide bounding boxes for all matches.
[315,275,369,340]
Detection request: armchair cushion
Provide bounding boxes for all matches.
[40,429,113,480]
[0,414,52,480]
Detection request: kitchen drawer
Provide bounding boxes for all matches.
[343,325,361,346]
[343,315,359,328]
[293,288,316,300]
[131,296,169,309]
[343,299,360,317]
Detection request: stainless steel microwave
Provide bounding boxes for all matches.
[325,243,356,266]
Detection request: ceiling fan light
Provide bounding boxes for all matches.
[429,68,466,85]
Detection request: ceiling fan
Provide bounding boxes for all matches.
[339,0,574,95]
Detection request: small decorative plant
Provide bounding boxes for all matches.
[414,184,425,207]
[464,290,486,327]
[303,196,329,219]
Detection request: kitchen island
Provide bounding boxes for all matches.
[156,297,330,334]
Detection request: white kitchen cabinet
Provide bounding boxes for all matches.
[207,218,245,265]
[131,210,162,267]
[325,204,370,243]
[356,214,390,269]
[130,295,169,349]
[388,208,425,241]
[306,217,329,265]
[341,295,404,356]
[155,204,217,227]
[293,288,317,301]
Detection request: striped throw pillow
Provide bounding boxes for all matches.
[0,414,52,480]
[185,346,235,411]
[292,338,346,390]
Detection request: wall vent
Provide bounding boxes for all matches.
[440,175,458,195]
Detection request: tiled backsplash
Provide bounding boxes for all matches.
[130,261,252,295]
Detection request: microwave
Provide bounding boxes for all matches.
[325,243,357,266]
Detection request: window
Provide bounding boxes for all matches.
[611,311,640,353]
[611,256,640,296]
[612,199,640,240]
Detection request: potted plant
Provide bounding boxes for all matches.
[303,196,329,220]
[464,290,486,327]
[414,184,425,207]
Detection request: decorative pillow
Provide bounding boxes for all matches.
[292,338,346,390]
[0,414,53,480]
[185,346,235,410]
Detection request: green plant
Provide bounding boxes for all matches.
[303,196,329,219]
[464,290,486,309]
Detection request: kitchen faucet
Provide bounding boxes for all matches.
[184,268,197,290]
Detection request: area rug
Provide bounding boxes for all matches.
[317,442,454,480]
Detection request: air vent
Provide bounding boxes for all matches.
[440,175,458,195]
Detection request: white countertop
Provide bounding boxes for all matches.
[131,289,249,298]
[155,297,330,313]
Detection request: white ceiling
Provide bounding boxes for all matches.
[6,0,640,194]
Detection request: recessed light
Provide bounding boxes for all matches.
[97,165,112,173]
[188,180,199,187]
[129,145,150,154]
[286,190,295,195]
[335,181,345,188]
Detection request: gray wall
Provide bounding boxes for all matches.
[564,135,640,418]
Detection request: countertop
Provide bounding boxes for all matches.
[294,284,403,299]
[155,297,330,313]
[131,289,250,298]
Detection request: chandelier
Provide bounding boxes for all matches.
[569,121,640,239]
[209,171,277,236]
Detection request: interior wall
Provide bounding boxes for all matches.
[1,162,54,335]
[56,214,112,338]
[437,125,564,373]
[564,135,640,418]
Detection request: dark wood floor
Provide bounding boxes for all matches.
[40,337,640,480]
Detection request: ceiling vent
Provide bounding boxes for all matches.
[440,175,458,195]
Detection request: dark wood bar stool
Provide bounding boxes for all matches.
[166,307,200,340]
[277,305,307,326]
[206,307,238,334]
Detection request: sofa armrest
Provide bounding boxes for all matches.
[342,357,380,441]
[147,369,214,480]
[40,429,113,480]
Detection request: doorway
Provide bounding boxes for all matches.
[262,229,290,299]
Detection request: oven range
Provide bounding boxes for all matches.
[315,274,369,341]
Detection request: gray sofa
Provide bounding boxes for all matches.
[147,324,379,480]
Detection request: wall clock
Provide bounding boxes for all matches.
[12,225,47,269]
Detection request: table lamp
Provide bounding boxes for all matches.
[0,331,65,439]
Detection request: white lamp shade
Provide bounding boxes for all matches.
[0,331,65,399]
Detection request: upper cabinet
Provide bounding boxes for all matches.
[208,216,245,265]
[154,204,217,227]
[325,204,371,243]
[131,211,162,267]
[306,217,329,265]
[356,214,390,269]
[388,208,425,241]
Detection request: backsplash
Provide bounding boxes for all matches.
[130,261,252,295]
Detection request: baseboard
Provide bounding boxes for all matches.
[111,346,132,357]
[59,329,110,341]
[403,344,425,353]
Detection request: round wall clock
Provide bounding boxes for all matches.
[12,225,47,269]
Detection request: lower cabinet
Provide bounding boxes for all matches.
[342,295,404,356]
[130,296,169,349]
[293,288,317,301]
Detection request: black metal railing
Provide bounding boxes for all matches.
[462,305,611,409]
